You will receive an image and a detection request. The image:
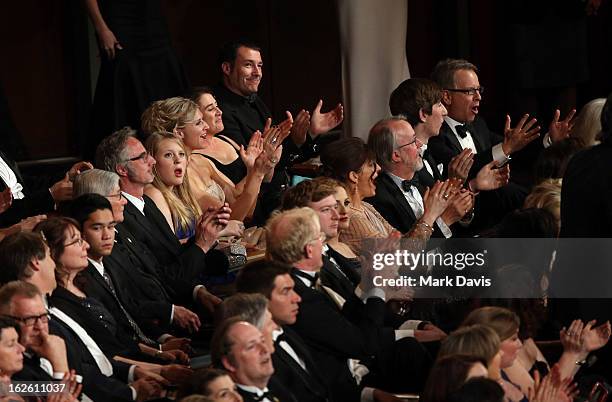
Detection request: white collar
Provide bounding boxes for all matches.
[236,384,269,396]
[272,328,284,342]
[87,258,104,277]
[121,191,145,215]
[444,116,469,135]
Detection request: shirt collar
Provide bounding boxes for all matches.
[385,171,407,191]
[236,384,268,396]
[444,116,467,136]
[88,258,104,276]
[272,328,284,342]
[121,191,145,215]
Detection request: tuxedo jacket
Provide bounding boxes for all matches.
[237,377,298,402]
[121,196,228,286]
[105,231,173,332]
[416,148,445,188]
[0,149,55,227]
[366,172,444,237]
[271,327,331,402]
[428,117,501,178]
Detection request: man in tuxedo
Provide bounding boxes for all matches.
[72,169,203,333]
[211,317,297,402]
[366,116,472,237]
[265,208,431,395]
[214,40,343,222]
[0,233,166,401]
[95,128,227,313]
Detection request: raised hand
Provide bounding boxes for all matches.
[469,160,510,192]
[239,130,264,171]
[49,173,73,202]
[310,100,343,136]
[549,108,576,144]
[447,148,473,183]
[502,113,541,155]
[560,319,584,354]
[440,189,474,225]
[290,109,311,146]
[194,203,231,252]
[422,180,457,225]
[67,161,93,181]
[581,320,611,353]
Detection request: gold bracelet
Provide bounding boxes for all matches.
[415,221,434,232]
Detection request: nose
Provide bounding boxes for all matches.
[441,103,448,116]
[292,290,302,304]
[120,196,127,206]
[253,64,261,76]
[83,239,90,251]
[474,89,482,101]
[331,207,339,220]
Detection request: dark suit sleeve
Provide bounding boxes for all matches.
[220,109,249,147]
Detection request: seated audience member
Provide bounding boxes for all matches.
[0,282,81,399]
[523,179,562,233]
[235,260,337,402]
[178,367,243,402]
[65,194,191,357]
[448,378,504,402]
[0,232,164,401]
[389,78,509,193]
[532,138,583,185]
[72,169,203,333]
[95,128,227,310]
[328,179,358,260]
[213,40,343,222]
[462,306,610,397]
[265,207,431,394]
[210,317,297,402]
[36,217,193,387]
[365,116,478,238]
[569,97,606,147]
[321,136,451,255]
[144,132,243,242]
[141,97,286,222]
[189,86,252,185]
[0,148,92,228]
[421,354,489,402]
[0,316,27,400]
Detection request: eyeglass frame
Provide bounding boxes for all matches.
[106,192,124,201]
[395,137,418,150]
[64,237,85,248]
[123,151,151,163]
[309,232,326,244]
[444,86,485,96]
[2,312,51,327]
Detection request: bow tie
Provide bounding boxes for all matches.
[455,124,470,139]
[253,391,277,402]
[293,270,319,288]
[246,93,258,104]
[401,179,419,192]
[275,332,287,344]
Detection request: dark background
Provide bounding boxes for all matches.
[1,0,611,161]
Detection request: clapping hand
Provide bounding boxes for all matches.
[549,109,576,144]
[501,113,541,155]
[310,100,343,137]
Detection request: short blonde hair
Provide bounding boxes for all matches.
[524,179,561,224]
[141,97,200,137]
[462,307,520,341]
[571,98,606,147]
[266,208,320,264]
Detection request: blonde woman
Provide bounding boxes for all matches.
[524,179,562,233]
[570,98,606,147]
[141,97,289,221]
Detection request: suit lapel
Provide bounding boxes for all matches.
[440,121,464,154]
[85,263,116,301]
[379,173,417,222]
[142,195,182,251]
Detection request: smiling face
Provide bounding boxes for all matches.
[268,274,301,326]
[224,322,274,388]
[197,93,224,135]
[443,69,481,123]
[308,195,340,240]
[223,46,263,97]
[392,120,423,177]
[83,209,116,261]
[59,226,90,272]
[153,138,188,188]
[333,186,351,231]
[205,375,243,402]
[0,327,25,376]
[500,330,522,368]
[176,109,210,151]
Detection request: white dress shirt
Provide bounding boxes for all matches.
[444,116,510,165]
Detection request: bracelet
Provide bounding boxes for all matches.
[575,358,588,366]
[415,221,434,233]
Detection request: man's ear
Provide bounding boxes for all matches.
[115,163,129,178]
[29,258,41,273]
[221,356,236,373]
[419,108,429,124]
[221,61,232,77]
[441,90,452,106]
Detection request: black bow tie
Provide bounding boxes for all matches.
[253,391,277,402]
[402,179,418,192]
[456,124,470,139]
[275,332,287,344]
[246,93,258,104]
[293,270,319,288]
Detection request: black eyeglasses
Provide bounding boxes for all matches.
[106,192,124,201]
[3,312,50,327]
[125,151,151,163]
[64,237,85,247]
[395,137,418,150]
[445,86,484,96]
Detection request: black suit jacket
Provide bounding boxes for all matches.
[0,149,55,226]
[236,377,298,402]
[271,327,331,402]
[416,148,445,188]
[121,196,228,289]
[428,117,500,178]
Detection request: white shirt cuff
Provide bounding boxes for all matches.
[492,143,510,164]
[400,320,423,330]
[129,386,137,400]
[170,304,175,324]
[395,329,415,340]
[157,333,173,343]
[435,217,453,238]
[543,132,552,148]
[361,387,376,402]
[192,285,204,301]
[128,365,136,383]
[361,287,386,302]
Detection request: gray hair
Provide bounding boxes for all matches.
[94,127,136,172]
[73,169,120,198]
[431,58,478,89]
[218,293,269,331]
[368,115,408,171]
